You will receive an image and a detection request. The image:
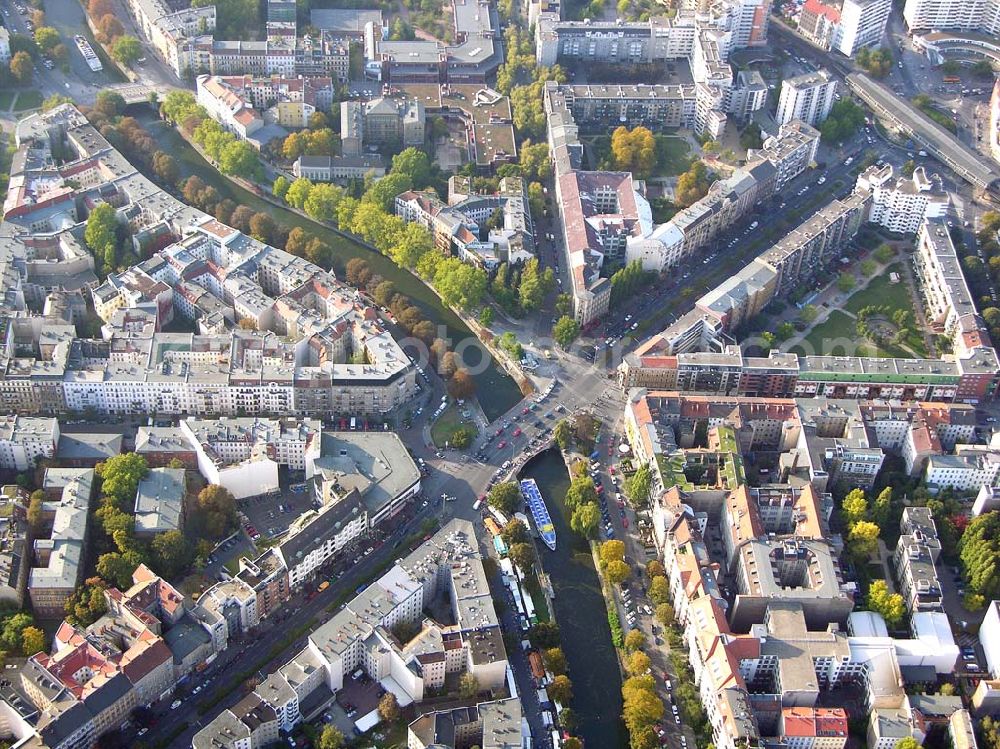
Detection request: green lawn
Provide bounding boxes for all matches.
[842,263,929,357]
[844,263,911,315]
[790,310,918,359]
[0,91,15,110]
[655,135,692,176]
[789,310,861,357]
[13,91,43,111]
[430,405,478,449]
[525,573,551,622]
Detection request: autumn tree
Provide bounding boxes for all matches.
[847,520,880,561]
[606,560,631,585]
[27,490,44,533]
[459,672,480,698]
[542,647,567,676]
[509,542,535,572]
[34,26,60,52]
[624,629,646,652]
[548,674,573,704]
[655,603,675,625]
[196,484,237,538]
[10,51,33,83]
[249,212,275,243]
[316,726,345,749]
[627,650,652,676]
[600,539,626,566]
[866,580,905,628]
[649,576,670,606]
[377,692,400,722]
[447,369,476,399]
[152,152,179,185]
[674,160,711,207]
[500,519,530,548]
[841,488,868,527]
[21,626,46,656]
[610,126,657,178]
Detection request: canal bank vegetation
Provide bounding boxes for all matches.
[90,99,482,395]
[160,91,492,314]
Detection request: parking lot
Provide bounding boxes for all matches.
[203,533,256,578]
[239,473,318,543]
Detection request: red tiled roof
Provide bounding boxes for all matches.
[802,0,840,23]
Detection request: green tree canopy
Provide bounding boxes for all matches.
[488,482,521,515]
[554,316,580,348]
[97,454,148,507]
[866,580,906,628]
[570,502,599,539]
[111,35,141,65]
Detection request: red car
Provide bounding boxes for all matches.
[622,517,629,528]
[498,440,507,449]
[495,427,504,436]
[609,466,616,475]
[513,428,522,437]
[522,407,530,414]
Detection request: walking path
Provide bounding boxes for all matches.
[780,247,930,358]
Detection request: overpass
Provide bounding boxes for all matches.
[845,72,1000,195]
[914,32,1000,68]
[107,83,178,105]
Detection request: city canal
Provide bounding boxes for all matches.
[135,111,523,421]
[520,449,626,749]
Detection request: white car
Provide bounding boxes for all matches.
[171,700,182,710]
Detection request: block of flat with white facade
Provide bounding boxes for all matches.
[776,69,838,126]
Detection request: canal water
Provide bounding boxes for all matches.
[133,111,522,421]
[521,449,626,748]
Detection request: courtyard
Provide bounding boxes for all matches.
[789,263,931,359]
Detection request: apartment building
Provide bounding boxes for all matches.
[980,600,1000,679]
[914,217,980,339]
[1,107,419,421]
[924,450,1000,490]
[652,447,963,749]
[799,0,843,51]
[28,468,93,617]
[778,707,849,749]
[133,467,185,537]
[180,417,322,499]
[396,176,534,270]
[0,27,11,66]
[408,698,523,749]
[545,80,818,325]
[196,74,335,141]
[8,564,218,748]
[858,164,949,234]
[837,0,891,56]
[340,97,425,155]
[124,0,216,78]
[0,487,28,609]
[776,69,838,126]
[0,415,59,472]
[893,506,943,615]
[194,520,519,747]
[903,0,1000,34]
[293,154,386,182]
